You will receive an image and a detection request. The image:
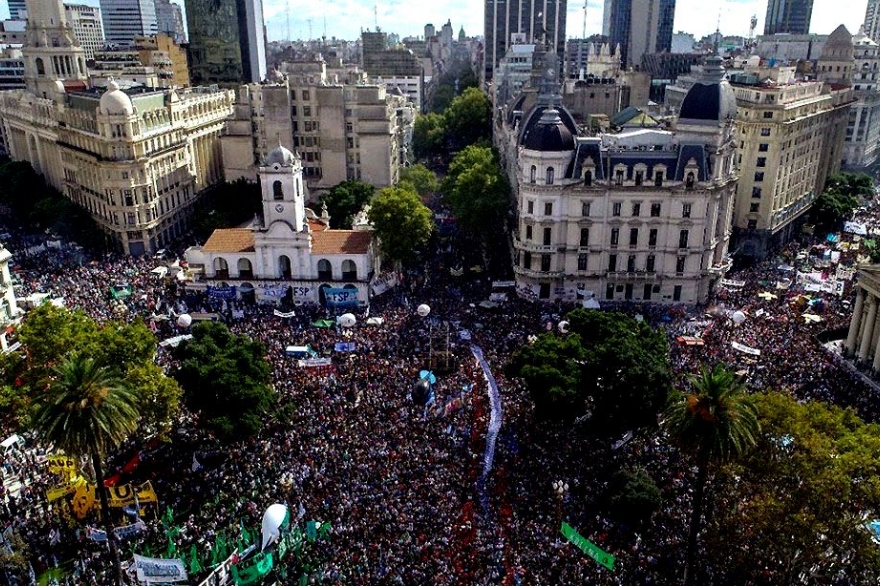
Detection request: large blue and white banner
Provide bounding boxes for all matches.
[325,287,359,307]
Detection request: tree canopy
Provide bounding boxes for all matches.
[172,321,274,440]
[442,145,510,235]
[368,184,434,267]
[412,112,447,160]
[506,310,671,434]
[444,87,492,149]
[704,392,880,584]
[810,172,873,235]
[398,164,439,196]
[318,180,375,229]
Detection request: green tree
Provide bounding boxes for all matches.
[444,87,492,149]
[507,310,671,433]
[126,363,183,439]
[704,392,880,583]
[173,321,274,439]
[825,171,874,199]
[318,180,375,228]
[443,145,510,235]
[810,172,873,235]
[430,85,456,113]
[368,185,434,267]
[32,354,140,585]
[0,531,31,584]
[662,364,761,586]
[412,112,447,159]
[604,468,662,526]
[399,164,439,196]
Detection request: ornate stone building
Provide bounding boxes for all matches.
[845,267,880,369]
[185,145,378,307]
[499,57,736,305]
[0,0,234,255]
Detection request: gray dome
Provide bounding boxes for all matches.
[265,144,297,167]
[99,81,134,116]
[522,108,575,152]
[679,57,736,123]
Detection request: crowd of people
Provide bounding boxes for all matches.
[1,198,879,584]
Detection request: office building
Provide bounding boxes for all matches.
[484,0,567,83]
[184,145,378,307]
[99,0,157,46]
[843,29,880,169]
[64,3,105,60]
[88,34,190,88]
[498,56,737,305]
[185,0,267,84]
[0,49,24,90]
[603,0,676,68]
[155,0,186,44]
[360,31,423,110]
[6,0,25,19]
[866,0,880,44]
[764,0,814,35]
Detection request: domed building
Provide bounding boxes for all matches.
[184,145,378,307]
[502,57,737,305]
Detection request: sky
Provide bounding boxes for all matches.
[0,0,867,43]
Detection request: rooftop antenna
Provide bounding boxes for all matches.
[748,14,758,42]
[582,0,587,39]
[323,16,327,40]
[307,18,313,40]
[374,3,379,32]
[285,0,290,41]
[714,9,721,55]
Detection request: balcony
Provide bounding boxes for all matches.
[514,265,564,279]
[606,270,660,282]
[513,239,554,254]
[707,256,734,275]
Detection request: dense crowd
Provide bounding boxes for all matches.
[2,200,879,585]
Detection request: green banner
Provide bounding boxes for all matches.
[232,551,274,586]
[560,522,615,571]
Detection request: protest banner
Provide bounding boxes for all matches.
[731,341,761,356]
[132,554,188,583]
[561,522,615,570]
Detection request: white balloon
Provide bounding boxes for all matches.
[731,310,746,325]
[261,503,289,551]
[558,321,570,334]
[176,314,192,328]
[417,304,431,317]
[338,313,356,328]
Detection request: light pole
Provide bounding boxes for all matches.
[552,479,569,524]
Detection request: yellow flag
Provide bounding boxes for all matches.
[72,483,96,520]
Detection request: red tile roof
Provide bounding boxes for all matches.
[202,228,255,253]
[311,230,372,255]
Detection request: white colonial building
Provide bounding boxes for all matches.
[499,56,737,305]
[0,243,20,351]
[184,145,378,307]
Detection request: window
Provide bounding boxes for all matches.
[36,57,45,75]
[581,201,591,217]
[654,170,664,186]
[761,127,771,136]
[747,219,758,230]
[635,170,644,186]
[579,228,590,247]
[523,252,532,269]
[544,202,553,216]
[543,227,552,246]
[541,255,551,271]
[756,157,766,167]
[752,187,762,198]
[627,255,636,272]
[615,169,624,186]
[273,180,284,200]
[539,283,551,299]
[624,283,633,300]
[676,256,686,273]
[610,228,619,246]
[629,228,638,246]
[317,259,332,280]
[750,203,760,213]
[546,167,554,184]
[632,202,641,217]
[679,229,689,249]
[763,111,773,119]
[754,172,764,182]
[584,170,592,186]
[577,254,588,271]
[673,285,682,301]
[648,229,658,246]
[606,283,615,300]
[682,203,692,218]
[530,165,536,183]
[650,203,661,217]
[643,284,653,301]
[302,90,310,100]
[758,143,769,152]
[612,202,622,216]
[527,200,534,214]
[303,106,311,117]
[608,254,617,272]
[525,225,533,240]
[646,254,655,272]
[685,172,695,189]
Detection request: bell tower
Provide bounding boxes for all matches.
[259,145,307,231]
[22,0,88,99]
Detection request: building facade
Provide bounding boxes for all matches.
[155,0,186,44]
[89,34,190,89]
[499,58,736,305]
[0,49,24,90]
[6,0,25,19]
[64,3,105,60]
[185,0,267,85]
[844,267,880,370]
[729,78,851,259]
[99,0,157,46]
[185,145,377,307]
[844,30,880,169]
[484,0,567,83]
[764,0,814,35]
[0,243,19,351]
[603,0,676,68]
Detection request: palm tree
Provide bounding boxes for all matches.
[663,364,760,586]
[33,353,139,585]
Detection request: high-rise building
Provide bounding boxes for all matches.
[21,0,88,98]
[603,0,676,68]
[184,0,267,84]
[99,0,158,46]
[763,0,814,35]
[64,3,105,60]
[484,0,567,83]
[155,0,186,44]
[6,0,25,19]
[865,0,880,44]
[844,29,880,169]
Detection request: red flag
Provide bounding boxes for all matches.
[122,452,140,473]
[104,473,121,487]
